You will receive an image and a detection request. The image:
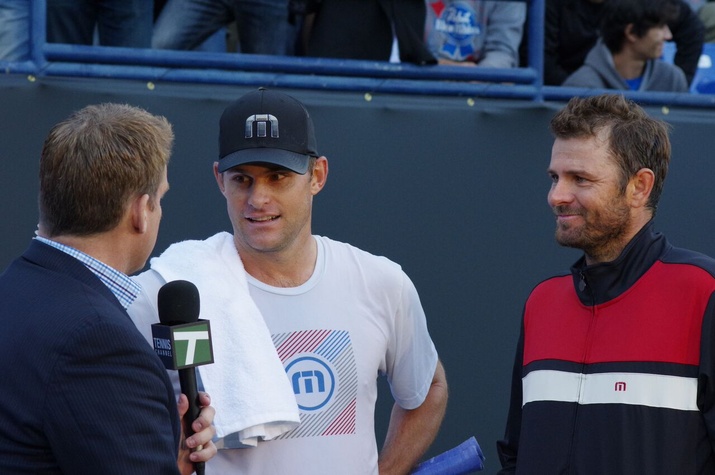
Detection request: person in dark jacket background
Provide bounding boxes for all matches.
[300,0,436,64]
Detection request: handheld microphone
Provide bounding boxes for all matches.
[153,280,214,475]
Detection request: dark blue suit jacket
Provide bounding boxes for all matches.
[0,240,181,474]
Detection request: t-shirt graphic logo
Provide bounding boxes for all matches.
[287,356,335,410]
[273,329,357,438]
[430,1,482,61]
[245,114,279,139]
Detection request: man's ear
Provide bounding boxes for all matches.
[213,162,227,195]
[131,193,151,234]
[629,168,655,209]
[311,156,329,195]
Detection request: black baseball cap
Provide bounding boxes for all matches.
[218,88,318,174]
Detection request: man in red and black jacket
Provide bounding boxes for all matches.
[497,93,715,474]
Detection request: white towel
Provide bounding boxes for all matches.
[149,232,300,447]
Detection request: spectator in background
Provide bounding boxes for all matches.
[425,0,526,68]
[152,0,289,55]
[302,0,436,64]
[563,0,688,92]
[0,0,30,61]
[46,0,153,47]
[532,0,703,86]
[699,0,715,42]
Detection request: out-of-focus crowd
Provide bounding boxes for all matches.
[0,0,712,93]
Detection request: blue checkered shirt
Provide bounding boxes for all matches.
[34,236,140,309]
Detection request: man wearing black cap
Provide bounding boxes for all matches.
[128,88,448,474]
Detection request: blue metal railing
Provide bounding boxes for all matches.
[2,0,715,108]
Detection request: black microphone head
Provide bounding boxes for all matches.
[157,280,200,325]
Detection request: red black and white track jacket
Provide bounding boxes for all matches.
[497,222,715,474]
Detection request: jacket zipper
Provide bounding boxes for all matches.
[568,270,596,473]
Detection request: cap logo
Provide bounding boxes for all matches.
[245,114,279,139]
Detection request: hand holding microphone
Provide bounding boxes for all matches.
[176,392,215,474]
[153,280,215,475]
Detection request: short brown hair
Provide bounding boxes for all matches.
[39,103,174,236]
[549,94,670,213]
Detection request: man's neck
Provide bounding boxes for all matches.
[38,231,135,275]
[613,50,647,80]
[583,214,652,266]
[238,235,318,288]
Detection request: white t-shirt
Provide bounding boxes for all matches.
[130,235,438,475]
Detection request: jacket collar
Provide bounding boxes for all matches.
[570,220,669,305]
[23,239,126,313]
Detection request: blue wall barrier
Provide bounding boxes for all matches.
[4,0,715,107]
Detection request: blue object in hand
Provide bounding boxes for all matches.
[411,436,485,474]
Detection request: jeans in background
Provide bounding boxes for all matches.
[153,0,289,55]
[46,0,153,47]
[0,0,30,61]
